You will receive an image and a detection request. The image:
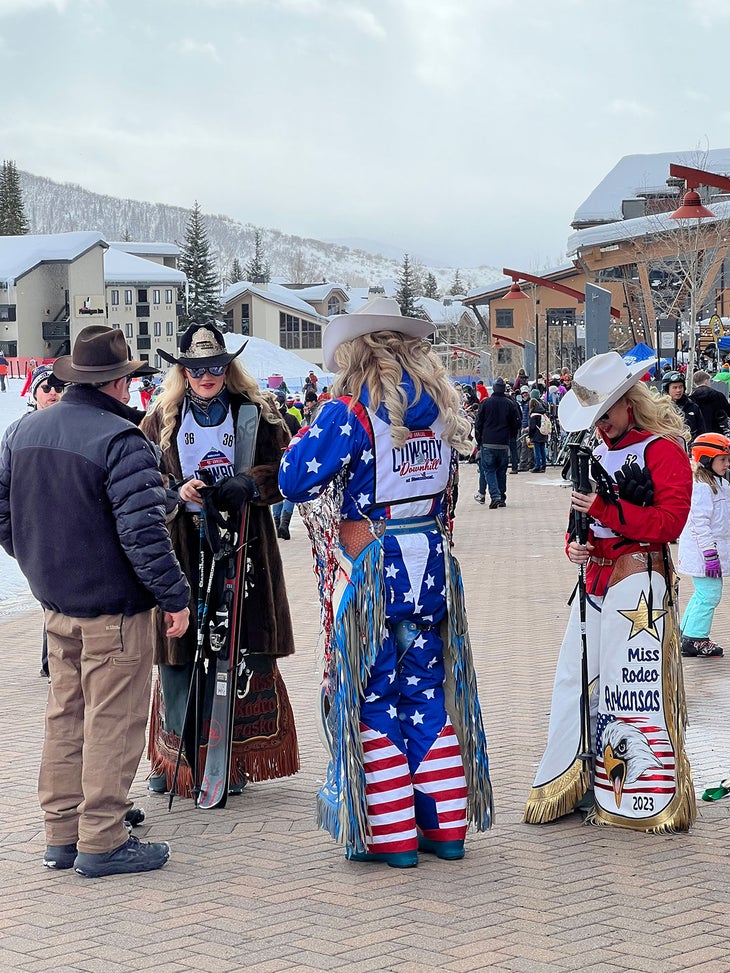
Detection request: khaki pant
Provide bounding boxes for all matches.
[39,609,155,854]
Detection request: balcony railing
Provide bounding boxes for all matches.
[42,321,70,341]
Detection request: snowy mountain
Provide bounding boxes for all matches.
[18,170,502,294]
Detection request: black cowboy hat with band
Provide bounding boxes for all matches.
[157,320,246,369]
[53,326,142,384]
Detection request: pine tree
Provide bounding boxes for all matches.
[395,253,426,319]
[178,201,222,325]
[229,257,244,284]
[448,268,464,297]
[0,160,30,235]
[244,229,271,283]
[423,271,439,300]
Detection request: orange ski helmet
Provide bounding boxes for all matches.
[691,432,730,468]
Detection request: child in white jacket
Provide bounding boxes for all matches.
[678,433,730,657]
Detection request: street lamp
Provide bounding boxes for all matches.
[500,268,621,380]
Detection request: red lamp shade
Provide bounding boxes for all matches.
[503,280,528,300]
[670,188,716,220]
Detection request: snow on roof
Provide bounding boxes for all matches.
[0,231,106,284]
[466,262,576,300]
[573,149,730,226]
[567,199,730,255]
[221,281,327,321]
[223,333,333,387]
[275,282,348,302]
[104,247,186,284]
[108,241,180,257]
[415,296,471,324]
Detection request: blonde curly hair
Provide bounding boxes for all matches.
[150,360,286,453]
[624,381,689,442]
[330,331,472,454]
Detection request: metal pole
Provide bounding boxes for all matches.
[687,225,699,395]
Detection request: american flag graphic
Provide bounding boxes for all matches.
[594,714,676,798]
[361,724,417,852]
[412,721,468,841]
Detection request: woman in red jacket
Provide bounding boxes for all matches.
[524,352,696,833]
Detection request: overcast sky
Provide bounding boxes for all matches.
[2,0,729,270]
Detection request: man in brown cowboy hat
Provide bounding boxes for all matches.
[0,325,191,877]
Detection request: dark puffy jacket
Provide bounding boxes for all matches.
[673,393,706,441]
[474,387,521,447]
[690,384,730,434]
[0,385,189,618]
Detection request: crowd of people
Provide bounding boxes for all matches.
[2,322,730,877]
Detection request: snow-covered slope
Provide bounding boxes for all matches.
[19,171,502,294]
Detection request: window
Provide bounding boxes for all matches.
[138,288,148,303]
[165,289,173,304]
[495,308,514,329]
[124,290,133,305]
[154,354,161,369]
[166,321,174,336]
[241,303,250,336]
[153,321,161,337]
[301,319,322,349]
[153,289,160,305]
[125,323,133,338]
[279,312,300,349]
[111,322,120,329]
[138,322,149,336]
[496,347,513,364]
[111,290,119,306]
[137,336,151,350]
[327,296,341,316]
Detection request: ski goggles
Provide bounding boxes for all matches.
[185,365,227,378]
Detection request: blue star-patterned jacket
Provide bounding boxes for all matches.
[279,374,451,625]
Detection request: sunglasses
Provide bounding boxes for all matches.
[39,382,65,394]
[185,365,226,378]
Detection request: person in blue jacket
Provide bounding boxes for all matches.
[279,298,492,868]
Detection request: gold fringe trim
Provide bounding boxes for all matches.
[523,758,589,824]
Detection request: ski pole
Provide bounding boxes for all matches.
[569,444,594,774]
[168,510,216,811]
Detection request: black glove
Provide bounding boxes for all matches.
[210,474,257,514]
[200,489,227,556]
[163,488,182,516]
[615,462,654,507]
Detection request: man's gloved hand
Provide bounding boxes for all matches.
[210,474,257,514]
[614,462,655,507]
[704,549,722,579]
[164,488,183,516]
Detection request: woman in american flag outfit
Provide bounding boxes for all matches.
[279,298,492,868]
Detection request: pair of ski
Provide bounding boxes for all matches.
[169,402,260,811]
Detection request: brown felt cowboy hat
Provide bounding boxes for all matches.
[53,326,142,384]
[157,321,246,369]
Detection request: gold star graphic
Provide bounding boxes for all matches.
[618,591,666,641]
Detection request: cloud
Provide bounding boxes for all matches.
[173,38,221,62]
[689,0,730,26]
[0,0,68,12]
[607,99,652,118]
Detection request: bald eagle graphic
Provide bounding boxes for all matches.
[602,720,663,808]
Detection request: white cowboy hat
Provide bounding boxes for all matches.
[322,297,434,371]
[558,351,651,432]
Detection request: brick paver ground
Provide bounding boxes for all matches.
[2,463,729,972]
